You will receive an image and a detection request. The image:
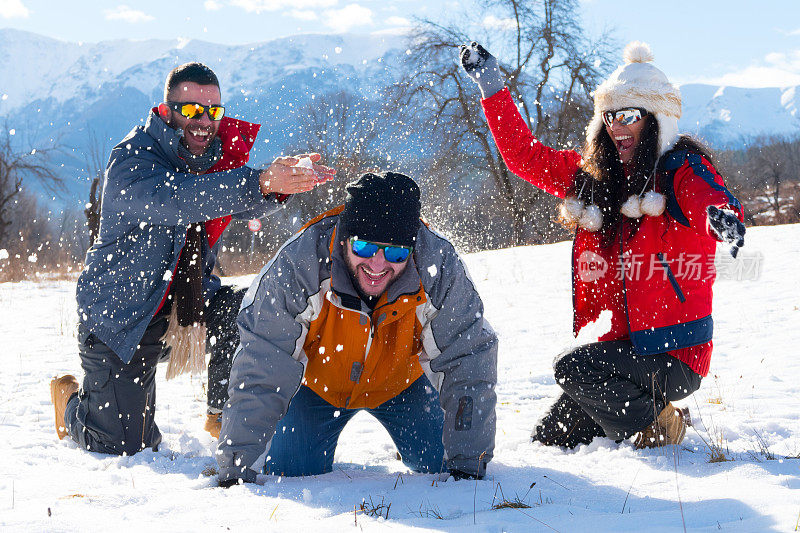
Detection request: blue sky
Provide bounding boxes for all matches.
[2,0,800,87]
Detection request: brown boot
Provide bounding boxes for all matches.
[634,403,689,449]
[204,412,222,439]
[50,375,79,439]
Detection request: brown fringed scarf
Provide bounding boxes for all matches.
[162,223,207,379]
[162,134,222,379]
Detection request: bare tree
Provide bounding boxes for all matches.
[83,127,108,244]
[287,90,391,221]
[718,134,800,226]
[743,135,800,223]
[390,0,615,246]
[0,124,62,246]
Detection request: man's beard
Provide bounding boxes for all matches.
[343,248,407,307]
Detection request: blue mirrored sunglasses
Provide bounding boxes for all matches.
[349,237,412,263]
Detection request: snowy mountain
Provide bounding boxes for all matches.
[2,224,798,530]
[1,29,404,207]
[3,28,800,207]
[680,83,800,146]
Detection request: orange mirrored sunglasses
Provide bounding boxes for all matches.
[167,101,225,121]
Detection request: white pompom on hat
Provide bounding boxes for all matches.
[586,41,681,156]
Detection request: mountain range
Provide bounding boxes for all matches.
[2,28,799,208]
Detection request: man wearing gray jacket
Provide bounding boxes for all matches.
[217,171,497,486]
[50,62,333,455]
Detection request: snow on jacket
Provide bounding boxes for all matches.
[76,110,286,364]
[482,88,743,376]
[217,207,498,482]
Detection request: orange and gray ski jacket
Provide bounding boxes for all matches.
[217,207,498,481]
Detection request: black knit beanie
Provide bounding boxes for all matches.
[339,171,421,247]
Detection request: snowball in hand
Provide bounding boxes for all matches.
[295,156,314,169]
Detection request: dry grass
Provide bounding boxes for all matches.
[749,429,776,461]
[415,500,444,520]
[490,482,534,510]
[359,496,391,520]
[690,404,733,463]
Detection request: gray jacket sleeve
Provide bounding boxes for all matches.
[216,241,316,484]
[103,147,272,226]
[417,228,498,478]
[231,193,291,221]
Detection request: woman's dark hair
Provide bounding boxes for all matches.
[564,115,714,247]
[163,62,220,101]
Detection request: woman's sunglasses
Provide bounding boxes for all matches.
[167,101,225,121]
[602,107,647,127]
[349,237,412,263]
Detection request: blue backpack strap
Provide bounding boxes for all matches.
[684,153,742,211]
[658,150,691,227]
[658,149,743,230]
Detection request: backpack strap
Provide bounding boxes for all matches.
[657,150,691,227]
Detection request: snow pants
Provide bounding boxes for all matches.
[532,340,701,448]
[205,287,246,413]
[264,376,446,477]
[64,286,244,455]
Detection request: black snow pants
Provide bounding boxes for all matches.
[205,286,246,412]
[64,286,245,455]
[531,340,702,448]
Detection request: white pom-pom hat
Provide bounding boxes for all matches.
[586,41,681,157]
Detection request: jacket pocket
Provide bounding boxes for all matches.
[657,253,686,303]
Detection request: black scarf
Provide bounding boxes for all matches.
[163,135,222,379]
[173,136,222,326]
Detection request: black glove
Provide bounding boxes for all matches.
[707,205,745,257]
[459,42,504,98]
[218,477,245,488]
[217,466,257,488]
[449,469,483,481]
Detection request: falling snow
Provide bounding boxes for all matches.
[0,225,798,530]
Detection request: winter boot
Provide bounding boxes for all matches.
[634,403,690,449]
[205,412,222,439]
[50,375,79,439]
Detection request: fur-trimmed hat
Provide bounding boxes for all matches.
[586,41,681,156]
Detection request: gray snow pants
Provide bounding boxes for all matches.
[64,286,245,455]
[531,340,701,448]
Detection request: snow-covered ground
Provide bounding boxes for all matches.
[1,224,799,532]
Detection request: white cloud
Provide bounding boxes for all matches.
[105,5,154,23]
[230,0,337,12]
[0,0,30,18]
[483,15,516,31]
[291,9,318,20]
[324,3,373,33]
[204,0,223,10]
[697,51,800,88]
[385,16,410,27]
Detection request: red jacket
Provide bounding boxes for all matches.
[483,88,743,376]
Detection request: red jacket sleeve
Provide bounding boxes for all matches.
[481,88,582,199]
[674,153,744,239]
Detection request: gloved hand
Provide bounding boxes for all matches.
[218,466,257,488]
[459,42,505,99]
[707,205,746,258]
[449,469,483,481]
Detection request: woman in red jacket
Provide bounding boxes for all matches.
[460,41,746,448]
